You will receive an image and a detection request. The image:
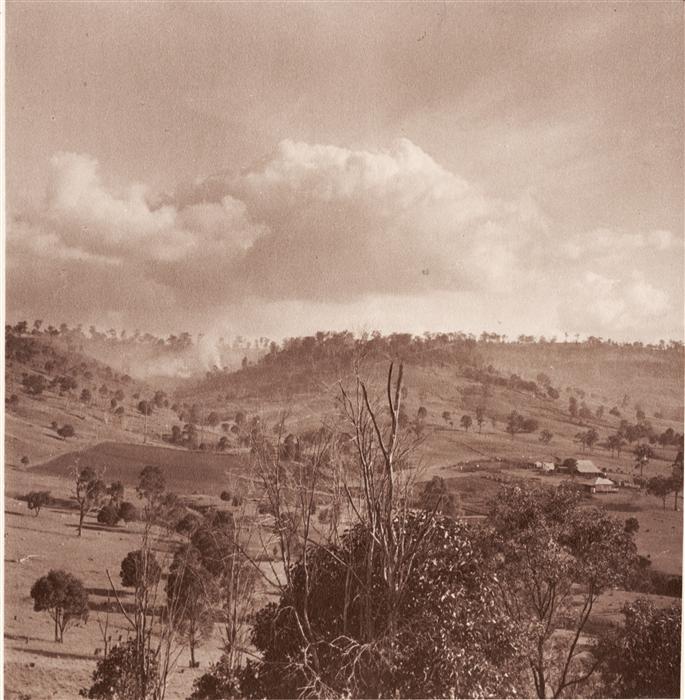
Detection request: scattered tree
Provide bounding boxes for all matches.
[119,550,162,592]
[26,490,52,517]
[57,424,75,440]
[646,476,673,509]
[30,570,89,642]
[475,406,485,433]
[460,414,472,432]
[74,467,106,536]
[22,373,47,396]
[487,484,637,698]
[633,444,654,480]
[624,517,640,535]
[419,476,460,518]
[607,433,626,458]
[166,547,218,667]
[539,429,553,445]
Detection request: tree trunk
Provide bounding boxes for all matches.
[54,611,60,642]
[675,490,680,511]
[78,506,85,536]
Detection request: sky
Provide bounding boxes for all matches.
[5,1,684,343]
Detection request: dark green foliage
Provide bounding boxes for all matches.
[75,468,107,536]
[646,475,673,509]
[30,570,89,642]
[190,511,236,577]
[136,465,165,512]
[108,481,124,504]
[190,655,240,699]
[418,476,459,518]
[120,550,162,590]
[239,513,525,699]
[117,501,139,523]
[137,400,153,416]
[57,424,75,439]
[624,516,640,534]
[22,373,47,395]
[167,547,218,667]
[26,490,52,516]
[506,410,538,437]
[97,503,121,526]
[81,640,160,699]
[598,599,681,698]
[486,484,638,698]
[539,429,553,444]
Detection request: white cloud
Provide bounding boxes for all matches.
[558,270,672,337]
[560,226,677,261]
[6,141,681,341]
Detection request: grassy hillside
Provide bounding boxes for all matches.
[31,441,248,495]
[4,326,683,698]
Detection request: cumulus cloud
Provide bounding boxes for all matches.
[558,271,671,336]
[6,139,680,340]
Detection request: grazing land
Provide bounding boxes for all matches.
[4,328,683,698]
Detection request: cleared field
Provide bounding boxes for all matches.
[3,470,218,700]
[30,441,249,495]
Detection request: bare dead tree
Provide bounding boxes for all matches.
[337,360,433,640]
[101,479,186,700]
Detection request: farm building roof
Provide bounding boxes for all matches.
[575,460,603,475]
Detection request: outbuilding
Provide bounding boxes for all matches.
[584,477,619,494]
[574,459,604,477]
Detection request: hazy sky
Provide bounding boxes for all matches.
[5,2,683,342]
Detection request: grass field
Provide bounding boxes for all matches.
[5,354,682,698]
[30,441,249,496]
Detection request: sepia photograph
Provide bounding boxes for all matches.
[3,2,683,698]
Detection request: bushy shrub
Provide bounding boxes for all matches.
[237,513,525,699]
[57,424,75,439]
[598,599,681,697]
[81,640,160,699]
[118,502,138,523]
[97,503,121,526]
[26,490,52,516]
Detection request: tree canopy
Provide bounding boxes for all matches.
[30,569,89,642]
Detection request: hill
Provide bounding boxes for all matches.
[178,331,684,420]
